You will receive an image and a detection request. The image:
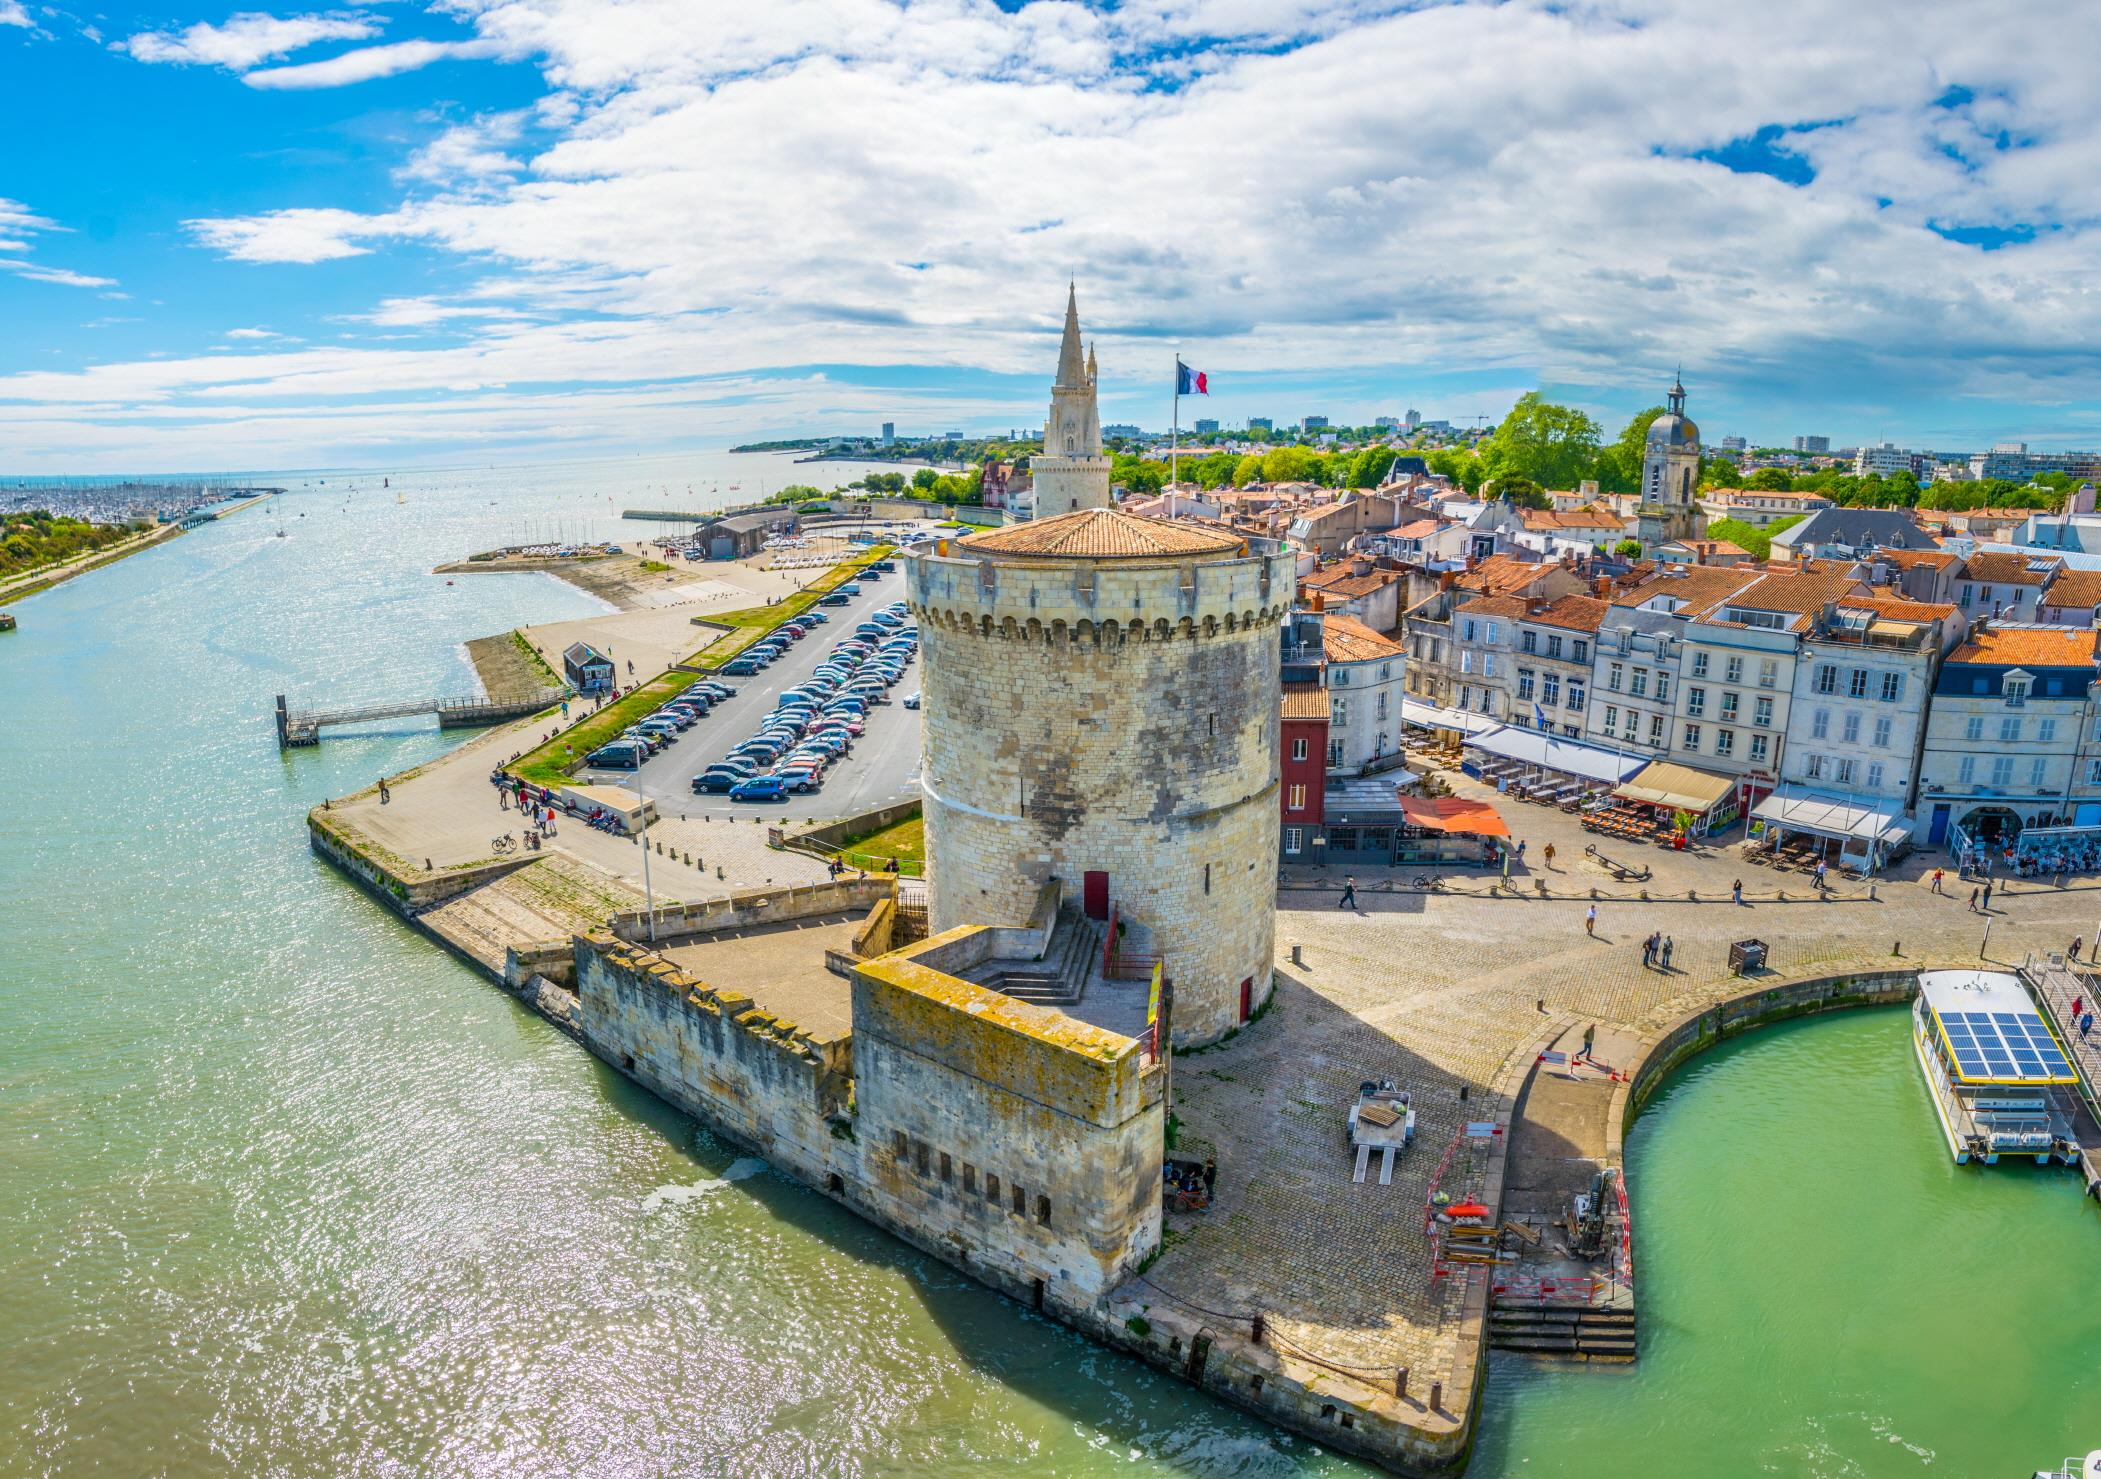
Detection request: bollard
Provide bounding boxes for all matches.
[1893,939,1902,957]
[1458,1084,1468,1102]
[1395,1367,1408,1400]
[1869,882,1878,901]
[1429,1380,1442,1412]
[1291,944,1303,967]
[1250,1313,1265,1346]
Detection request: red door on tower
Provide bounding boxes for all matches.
[1082,871,1109,920]
[1239,977,1253,1022]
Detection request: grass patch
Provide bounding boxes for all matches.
[638,558,671,573]
[684,545,894,669]
[510,630,561,687]
[832,812,924,875]
[509,671,700,789]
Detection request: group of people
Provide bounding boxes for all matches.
[1163,1157,1217,1211]
[491,770,562,837]
[1640,931,1675,971]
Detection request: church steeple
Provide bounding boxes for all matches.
[1667,368,1686,417]
[1056,282,1086,389]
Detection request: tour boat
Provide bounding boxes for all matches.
[1912,970,2078,1165]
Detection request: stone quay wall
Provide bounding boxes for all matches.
[907,546,1292,1044]
[607,875,894,945]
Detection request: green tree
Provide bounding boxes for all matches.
[1704,517,1775,559]
[1593,406,1665,494]
[1489,475,1550,509]
[1347,446,1397,488]
[1612,538,1644,559]
[1260,446,1319,483]
[1480,393,1600,490]
[1232,453,1266,487]
[1747,466,1794,491]
[1191,451,1239,489]
[910,467,939,492]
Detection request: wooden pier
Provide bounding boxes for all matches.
[2020,956,2101,1200]
[275,688,566,747]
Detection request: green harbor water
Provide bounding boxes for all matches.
[3,460,2098,1476]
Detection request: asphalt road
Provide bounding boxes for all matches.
[578,562,923,823]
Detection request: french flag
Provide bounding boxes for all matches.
[1176,359,1209,396]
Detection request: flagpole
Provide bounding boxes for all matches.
[1171,357,1180,494]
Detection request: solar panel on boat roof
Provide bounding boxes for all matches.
[1940,1004,2070,1080]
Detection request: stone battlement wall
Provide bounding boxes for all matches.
[851,931,1165,1307]
[609,876,894,947]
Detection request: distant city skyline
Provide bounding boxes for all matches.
[7,2,2101,470]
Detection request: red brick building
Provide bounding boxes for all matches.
[1281,683,1329,861]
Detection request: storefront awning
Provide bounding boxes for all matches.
[1751,786,1912,846]
[1401,698,1499,735]
[1463,724,1648,784]
[1614,761,1737,816]
[1397,795,1511,837]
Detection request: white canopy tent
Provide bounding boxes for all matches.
[1401,698,1499,736]
[1750,785,1913,871]
[1463,724,1649,786]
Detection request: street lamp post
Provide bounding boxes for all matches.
[630,766,657,944]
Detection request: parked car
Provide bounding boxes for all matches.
[694,768,748,793]
[722,658,760,675]
[903,693,921,709]
[730,776,789,802]
[586,741,648,768]
[838,582,863,595]
[695,681,735,700]
[819,592,851,607]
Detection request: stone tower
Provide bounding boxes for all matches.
[1030,285,1110,520]
[1636,372,1705,548]
[907,443,1292,1044]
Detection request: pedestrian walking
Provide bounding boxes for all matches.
[2082,1013,2093,1041]
[1641,932,1656,969]
[1338,876,1357,910]
[1931,868,1944,895]
[1543,842,1556,871]
[1585,904,1597,938]
[1660,936,1674,971]
[1580,1022,1596,1062]
[1968,887,1979,912]
[1813,859,1828,892]
[2073,936,2085,963]
[1731,878,1743,905]
[1516,840,1527,861]
[2071,995,2083,1022]
[1201,1158,1217,1198]
[1981,880,1993,912]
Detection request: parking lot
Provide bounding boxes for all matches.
[577,562,923,823]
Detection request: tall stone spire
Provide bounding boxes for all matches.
[1056,282,1086,388]
[1033,284,1110,518]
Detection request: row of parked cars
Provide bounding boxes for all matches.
[581,677,741,770]
[696,601,920,801]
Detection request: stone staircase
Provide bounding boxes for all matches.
[983,904,1100,1007]
[1487,1303,1637,1362]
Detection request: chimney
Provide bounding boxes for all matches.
[1311,592,1326,613]
[1579,479,1599,499]
[1593,575,1610,598]
[1440,570,1456,591]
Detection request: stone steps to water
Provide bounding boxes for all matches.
[420,858,644,972]
[1488,1305,1637,1362]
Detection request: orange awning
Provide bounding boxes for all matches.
[1396,795,1511,837]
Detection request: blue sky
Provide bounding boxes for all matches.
[5,0,2101,471]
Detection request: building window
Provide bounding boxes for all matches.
[1655,674,1671,703]
[986,1174,1001,1203]
[1522,630,1538,654]
[2089,759,2101,784]
[939,1152,952,1182]
[963,1164,977,1194]
[1516,671,1535,703]
[1650,713,1666,745]
[1811,708,1829,739]
[1013,1183,1027,1215]
[893,1131,909,1159]
[1284,827,1303,855]
[2032,757,2049,787]
[1333,695,1349,725]
[1546,634,1564,659]
[1568,681,1585,713]
[1683,723,1702,751]
[1459,650,1473,675]
[1604,704,1619,730]
[1328,739,1345,766]
[1715,729,1736,756]
[1380,662,1391,680]
[1835,757,1855,784]
[1035,1195,1051,1225]
[1608,662,1624,692]
[1692,651,1710,677]
[1848,669,1868,698]
[1574,640,1589,665]
[1483,653,1497,678]
[1375,691,1388,721]
[1841,712,1860,744]
[2038,718,2058,744]
[1291,737,1307,761]
[1725,655,1743,684]
[1815,664,1837,694]
[1754,696,1773,727]
[1288,783,1306,811]
[2005,675,2030,702]
[1990,756,2015,788]
[1866,761,1884,791]
[1332,667,1350,686]
[1964,715,1984,742]
[1688,686,1707,717]
[1749,734,1769,764]
[1999,715,2021,743]
[1872,716,1892,748]
[1486,622,1501,643]
[1630,670,1648,698]
[1806,753,1825,778]
[1462,618,1477,642]
[1959,755,1976,784]
[1720,692,1739,721]
[1542,674,1561,706]
[1759,658,1777,688]
[1881,672,1903,702]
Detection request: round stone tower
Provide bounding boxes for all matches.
[907,506,1292,1046]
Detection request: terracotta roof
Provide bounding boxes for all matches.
[1697,569,1864,630]
[1304,565,1400,599]
[1872,547,1960,570]
[1322,613,1407,663]
[2041,569,2101,610]
[1453,594,1531,622]
[958,507,1243,559]
[1390,519,1442,538]
[1612,564,1763,609]
[1281,683,1331,720]
[1947,626,2098,667]
[1961,550,2060,586]
[1525,593,1609,633]
[1665,539,1751,558]
[1518,505,1625,532]
[1708,487,1832,503]
[1836,595,1957,624]
[1456,554,1562,596]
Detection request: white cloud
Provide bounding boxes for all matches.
[0,198,114,290]
[0,2,32,29]
[242,36,501,88]
[223,327,280,339]
[120,10,380,69]
[23,0,2101,466]
[2,263,119,288]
